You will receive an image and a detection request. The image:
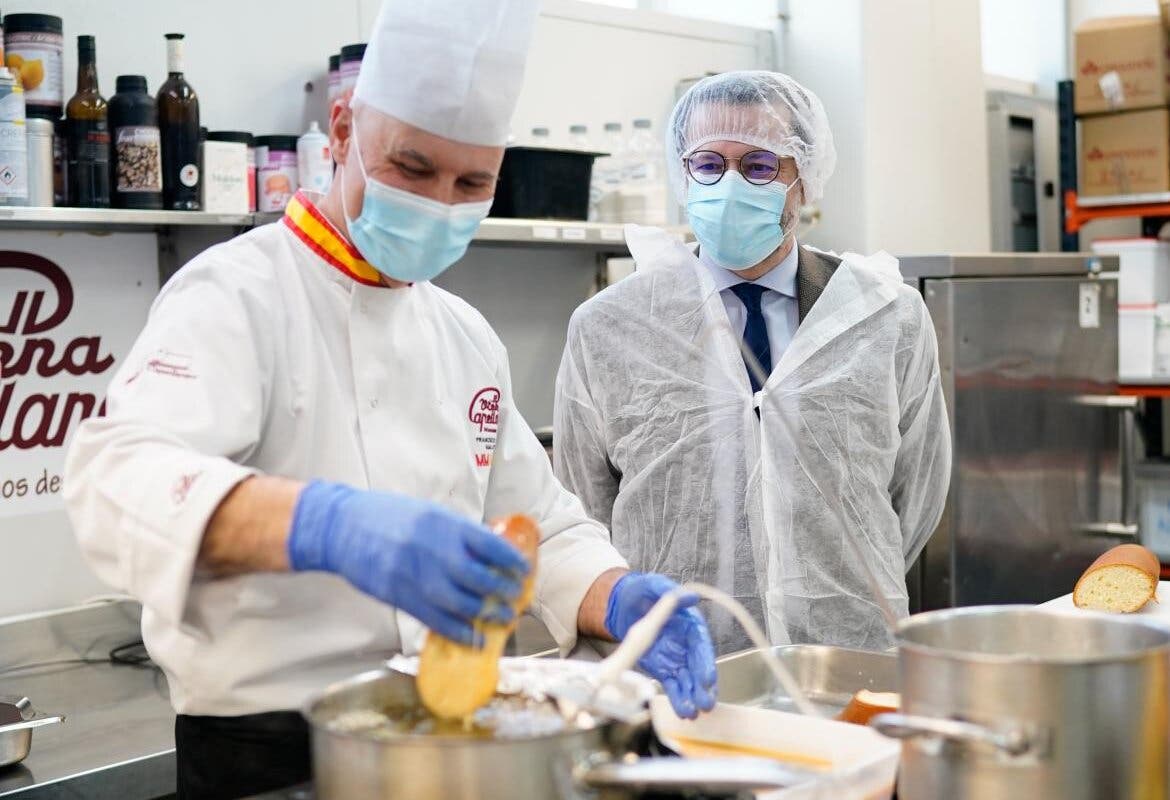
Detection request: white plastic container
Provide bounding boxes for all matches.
[199,139,248,213]
[623,117,667,226]
[650,697,900,800]
[594,121,627,223]
[1092,238,1170,306]
[296,121,332,194]
[1120,307,1157,379]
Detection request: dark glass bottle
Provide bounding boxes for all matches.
[157,33,200,210]
[65,35,110,207]
[109,75,162,210]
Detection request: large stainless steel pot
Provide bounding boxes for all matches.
[303,668,811,800]
[872,606,1170,800]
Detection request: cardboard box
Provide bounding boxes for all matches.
[1080,108,1170,197]
[1075,15,1170,115]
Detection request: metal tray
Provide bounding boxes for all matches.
[0,696,64,767]
[715,645,898,717]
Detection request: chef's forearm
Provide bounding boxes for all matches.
[576,567,628,639]
[198,475,305,574]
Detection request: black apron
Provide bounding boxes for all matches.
[175,711,311,799]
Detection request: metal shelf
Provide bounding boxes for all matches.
[1064,189,1170,235]
[0,205,254,229]
[1078,192,1170,209]
[1,206,676,248]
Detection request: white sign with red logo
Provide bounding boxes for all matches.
[0,232,158,518]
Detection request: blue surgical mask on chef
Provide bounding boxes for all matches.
[343,116,493,283]
[685,170,798,271]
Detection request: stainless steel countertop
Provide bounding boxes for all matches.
[0,600,175,799]
[0,601,560,798]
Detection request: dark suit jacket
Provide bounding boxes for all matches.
[796,246,842,324]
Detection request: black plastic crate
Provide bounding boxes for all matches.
[492,146,606,221]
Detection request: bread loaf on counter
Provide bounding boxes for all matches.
[1073,544,1160,613]
[417,515,539,720]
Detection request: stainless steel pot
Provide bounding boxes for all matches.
[872,606,1170,800]
[303,668,812,799]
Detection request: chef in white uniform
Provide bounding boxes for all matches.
[63,2,715,797]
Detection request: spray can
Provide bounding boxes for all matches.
[26,117,52,206]
[0,68,28,206]
[296,120,332,193]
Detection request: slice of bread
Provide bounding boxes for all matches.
[837,690,900,726]
[1073,544,1160,613]
[417,515,539,720]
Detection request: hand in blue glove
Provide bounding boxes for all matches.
[287,481,529,647]
[604,572,717,720]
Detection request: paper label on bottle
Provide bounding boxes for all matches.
[166,38,185,74]
[5,32,63,110]
[0,121,28,200]
[259,154,298,212]
[1080,282,1101,329]
[179,163,199,188]
[115,126,162,193]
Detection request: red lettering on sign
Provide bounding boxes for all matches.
[475,453,491,468]
[0,252,114,450]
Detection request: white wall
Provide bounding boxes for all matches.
[981,0,1067,94]
[784,0,867,252]
[786,0,991,254]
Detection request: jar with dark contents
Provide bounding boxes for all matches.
[108,75,162,209]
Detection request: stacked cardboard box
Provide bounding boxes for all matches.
[1076,15,1170,197]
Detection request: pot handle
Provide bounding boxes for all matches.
[870,713,1031,756]
[577,756,819,793]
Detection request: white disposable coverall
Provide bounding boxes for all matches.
[554,225,951,653]
[64,218,627,716]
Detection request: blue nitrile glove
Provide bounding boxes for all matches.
[604,572,717,720]
[287,481,529,647]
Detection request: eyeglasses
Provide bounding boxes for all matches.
[683,149,782,186]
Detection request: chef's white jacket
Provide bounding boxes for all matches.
[63,197,627,716]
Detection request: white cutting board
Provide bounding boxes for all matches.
[1040,581,1170,625]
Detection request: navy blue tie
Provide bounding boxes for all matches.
[730,282,771,393]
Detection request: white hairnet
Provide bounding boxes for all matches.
[666,71,837,206]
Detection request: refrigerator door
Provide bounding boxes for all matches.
[922,275,1123,608]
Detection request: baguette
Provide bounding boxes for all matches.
[1073,544,1160,613]
[417,515,539,720]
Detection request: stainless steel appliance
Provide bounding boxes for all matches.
[901,253,1126,610]
[872,606,1170,800]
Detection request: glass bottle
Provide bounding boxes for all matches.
[65,35,110,207]
[157,33,201,210]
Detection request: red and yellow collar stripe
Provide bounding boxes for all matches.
[283,191,383,287]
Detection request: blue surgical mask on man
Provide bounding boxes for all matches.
[685,170,798,271]
[342,116,494,283]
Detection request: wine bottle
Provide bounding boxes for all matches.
[157,33,200,210]
[65,35,110,207]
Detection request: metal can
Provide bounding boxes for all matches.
[25,118,52,206]
[0,68,28,206]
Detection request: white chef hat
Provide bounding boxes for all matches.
[354,0,541,147]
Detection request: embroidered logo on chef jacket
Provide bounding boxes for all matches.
[171,471,201,505]
[126,348,197,384]
[469,386,500,467]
